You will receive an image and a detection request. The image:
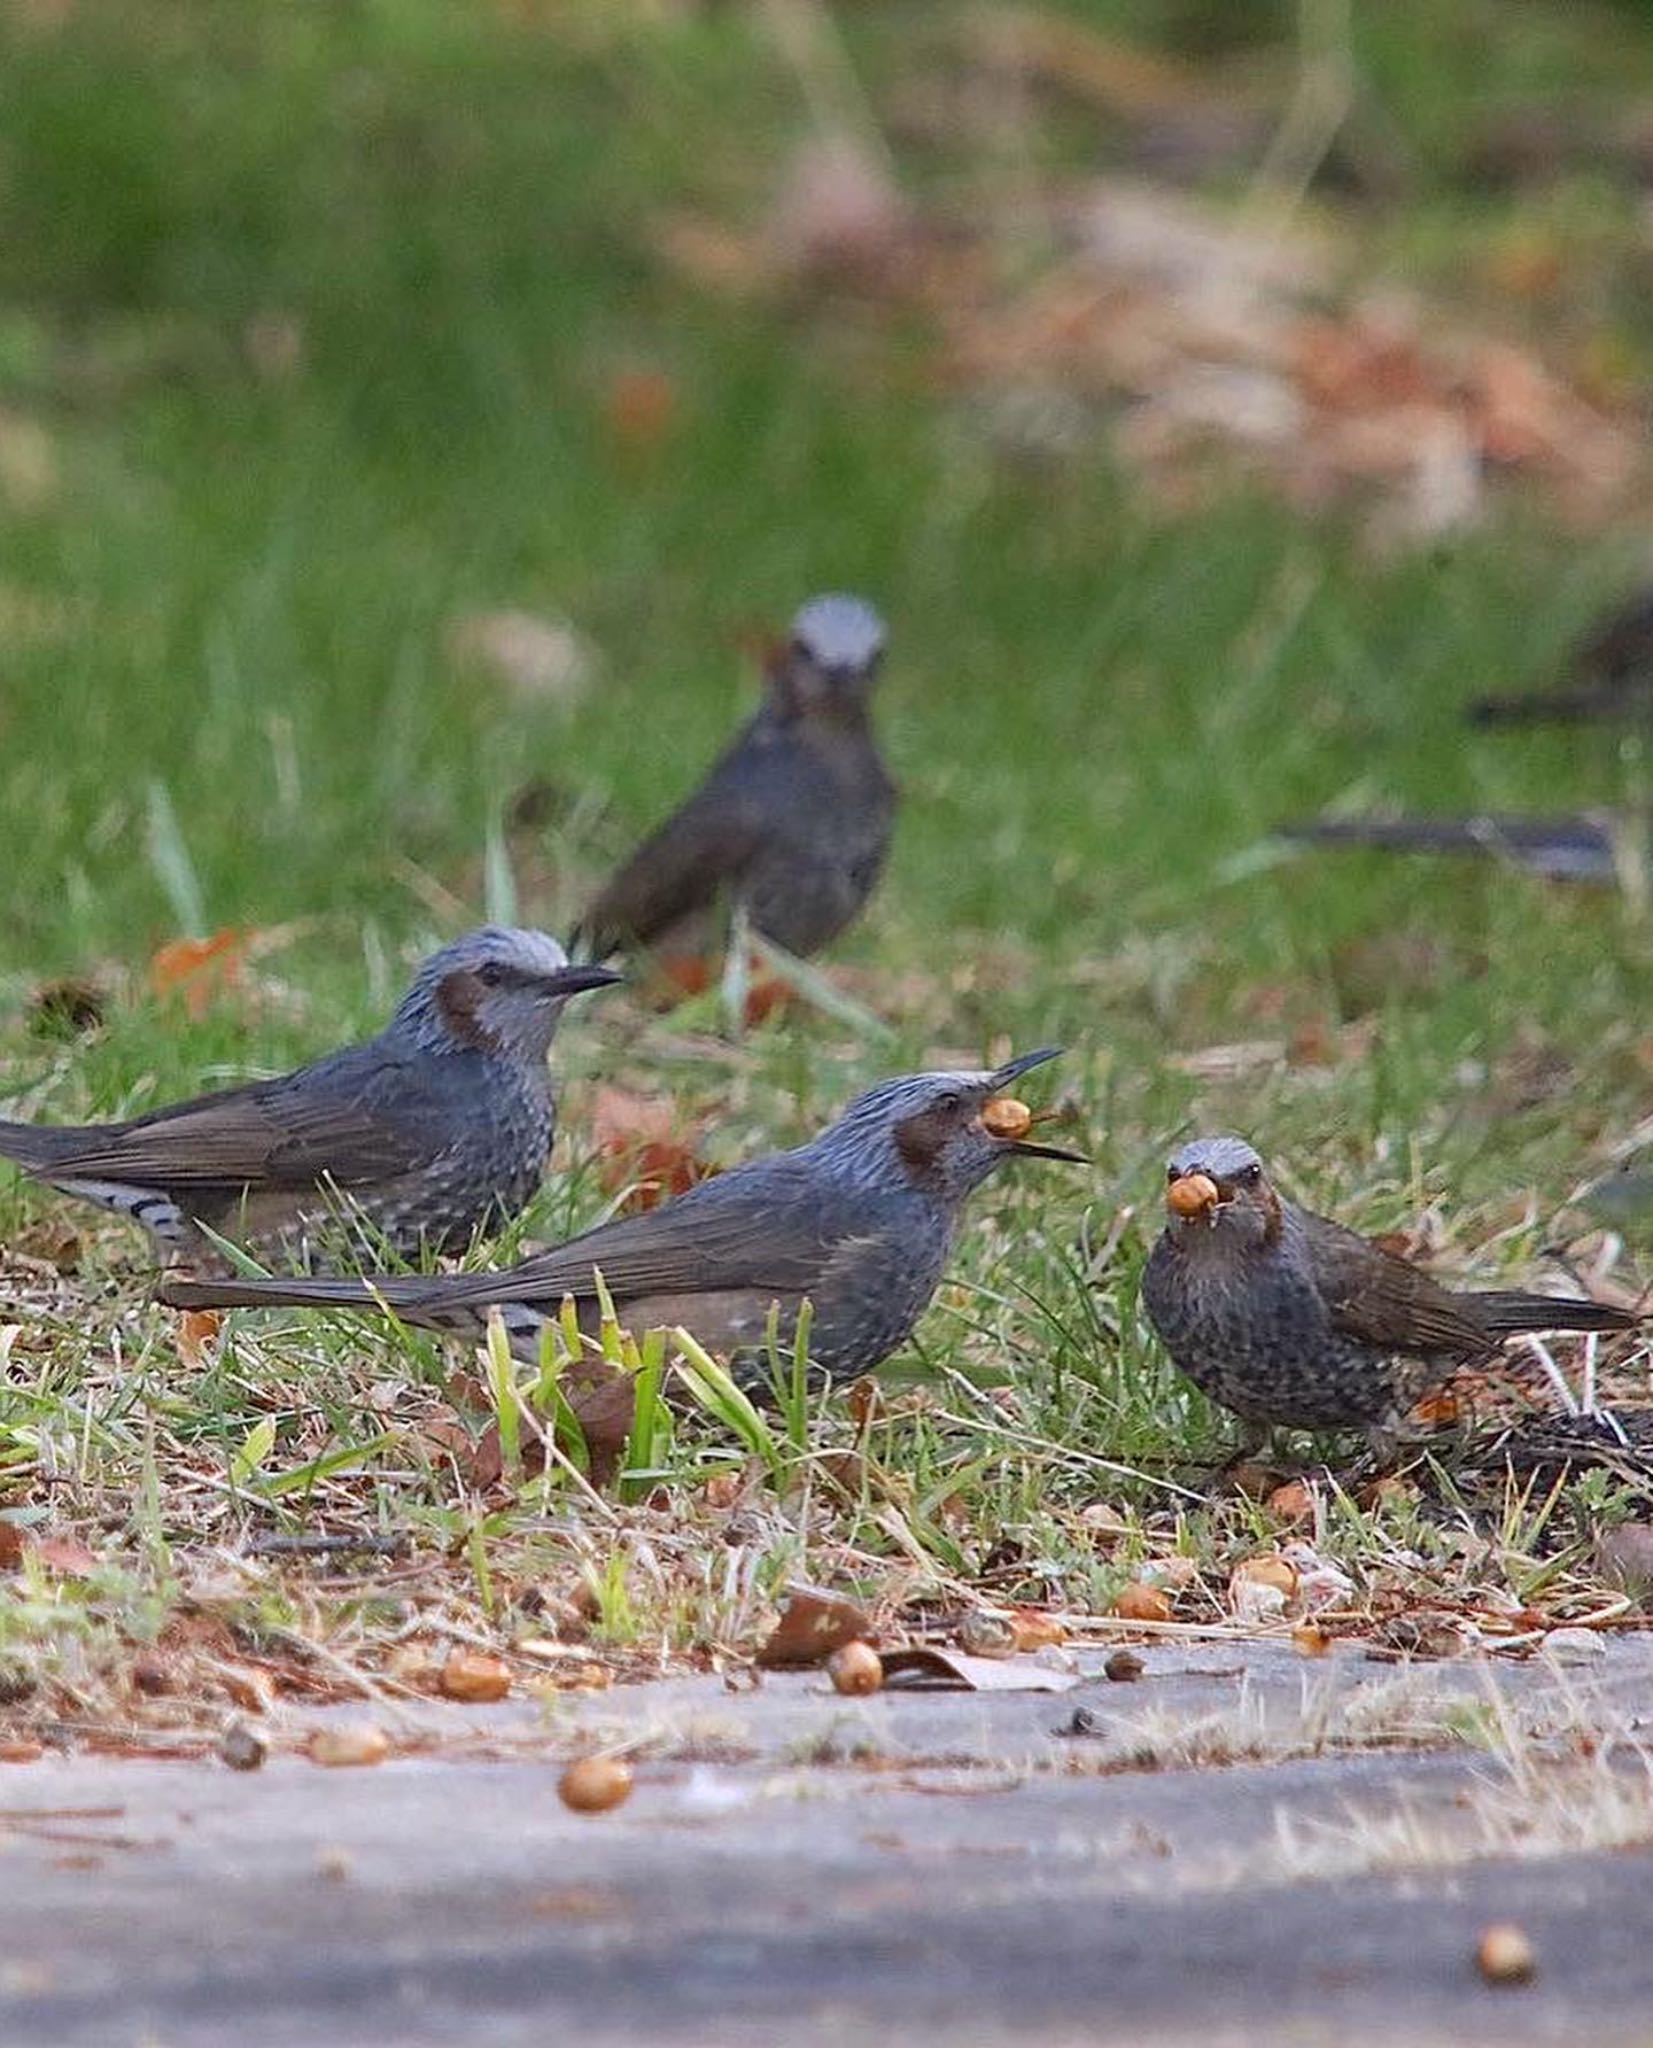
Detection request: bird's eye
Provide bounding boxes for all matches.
[1241,1163,1263,1186]
[476,963,505,988]
[1166,1164,1181,1182]
[936,1091,962,1117]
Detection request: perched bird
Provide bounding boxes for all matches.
[580,594,895,971]
[1470,583,1653,729]
[0,928,620,1269]
[1275,810,1633,886]
[159,1049,1084,1467]
[1141,1135,1636,1459]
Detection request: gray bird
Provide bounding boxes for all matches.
[159,1049,1084,1466]
[580,594,895,972]
[0,927,620,1269]
[1471,583,1653,729]
[1141,1134,1636,1460]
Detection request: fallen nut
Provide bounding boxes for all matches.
[558,1756,633,1813]
[1167,1172,1219,1218]
[980,1097,1033,1140]
[1476,1923,1536,1986]
[308,1723,391,1769]
[828,1641,884,1695]
[439,1650,513,1702]
[1103,1649,1144,1683]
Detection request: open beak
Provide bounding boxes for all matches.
[990,1046,1064,1088]
[976,1089,1088,1164]
[1166,1171,1221,1220]
[1005,1136,1089,1164]
[543,964,626,998]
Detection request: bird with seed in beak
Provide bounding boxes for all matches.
[579,594,895,974]
[160,1049,1085,1471]
[0,928,621,1270]
[1141,1134,1637,1461]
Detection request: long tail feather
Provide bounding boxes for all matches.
[1472,1291,1636,1338]
[1278,813,1620,883]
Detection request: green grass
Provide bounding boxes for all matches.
[0,0,1650,1724]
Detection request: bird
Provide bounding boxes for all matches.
[1140,1134,1637,1460]
[158,1049,1085,1468]
[1274,809,1633,886]
[1470,582,1653,729]
[579,594,895,975]
[0,928,621,1270]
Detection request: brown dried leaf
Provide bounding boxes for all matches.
[1111,1581,1172,1624]
[175,1308,222,1367]
[148,929,250,1020]
[755,1582,874,1668]
[32,1532,99,1575]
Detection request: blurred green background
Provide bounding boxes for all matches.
[0,0,1649,1198]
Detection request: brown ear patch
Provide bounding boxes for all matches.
[894,1105,950,1173]
[433,969,494,1049]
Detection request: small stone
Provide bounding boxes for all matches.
[217,1719,269,1772]
[1103,1649,1145,1683]
[958,1611,1017,1658]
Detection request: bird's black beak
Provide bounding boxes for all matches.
[1005,1138,1089,1165]
[542,964,625,998]
[990,1045,1064,1088]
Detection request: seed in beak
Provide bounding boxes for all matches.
[980,1096,1033,1140]
[1167,1171,1219,1219]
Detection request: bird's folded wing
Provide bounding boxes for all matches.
[582,780,765,951]
[422,1165,837,1311]
[1306,1215,1497,1359]
[47,1051,435,1190]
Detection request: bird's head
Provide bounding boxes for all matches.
[396,927,622,1063]
[813,1048,1086,1204]
[769,593,887,718]
[1160,1134,1282,1252]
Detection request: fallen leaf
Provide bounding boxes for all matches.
[1111,1581,1172,1623]
[1267,1478,1315,1523]
[603,367,678,456]
[1008,1605,1068,1652]
[756,1583,873,1668]
[589,1084,708,1213]
[32,1532,99,1575]
[175,1308,222,1367]
[880,1648,1078,1693]
[12,1215,80,1271]
[148,929,249,1020]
